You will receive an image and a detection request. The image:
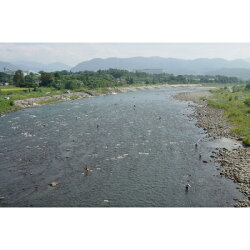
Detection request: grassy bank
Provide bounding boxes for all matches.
[0,99,22,114]
[0,86,66,100]
[0,86,94,114]
[205,85,250,146]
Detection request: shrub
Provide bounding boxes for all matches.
[244,98,250,107]
[245,83,250,90]
[232,86,240,93]
[200,97,207,101]
[65,80,83,90]
[33,87,41,92]
[243,135,250,146]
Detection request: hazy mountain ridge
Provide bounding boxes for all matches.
[0,61,71,72]
[2,57,250,80]
[13,61,71,72]
[0,61,19,71]
[71,57,250,79]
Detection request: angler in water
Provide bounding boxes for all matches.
[185,183,191,192]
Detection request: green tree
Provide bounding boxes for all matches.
[54,72,60,79]
[0,72,11,83]
[244,98,250,107]
[126,76,134,85]
[24,73,39,88]
[13,70,25,87]
[108,69,128,79]
[176,75,186,83]
[65,80,83,90]
[40,72,54,87]
[52,80,65,90]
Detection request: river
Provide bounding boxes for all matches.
[0,87,244,207]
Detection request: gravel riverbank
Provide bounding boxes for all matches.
[175,90,250,207]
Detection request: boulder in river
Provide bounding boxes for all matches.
[49,182,59,187]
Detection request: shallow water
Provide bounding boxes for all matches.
[0,87,244,207]
[205,137,242,150]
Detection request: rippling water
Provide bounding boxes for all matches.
[0,87,244,207]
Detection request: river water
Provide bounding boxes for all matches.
[0,87,244,207]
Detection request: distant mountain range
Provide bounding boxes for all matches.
[14,61,71,72]
[0,61,70,72]
[71,57,250,80]
[2,57,250,80]
[0,61,18,71]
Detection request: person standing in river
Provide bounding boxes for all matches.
[185,183,191,192]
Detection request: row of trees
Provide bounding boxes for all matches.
[0,72,13,83]
[12,70,39,88]
[4,69,245,90]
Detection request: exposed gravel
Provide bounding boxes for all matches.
[175,90,250,207]
[14,91,92,108]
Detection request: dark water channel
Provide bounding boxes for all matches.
[0,87,244,207]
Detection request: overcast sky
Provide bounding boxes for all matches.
[1,43,250,66]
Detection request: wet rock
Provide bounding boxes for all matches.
[49,181,59,187]
[235,200,250,207]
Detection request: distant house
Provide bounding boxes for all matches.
[0,82,9,86]
[28,71,40,75]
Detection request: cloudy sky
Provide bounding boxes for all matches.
[1,43,250,66]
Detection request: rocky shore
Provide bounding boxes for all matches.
[13,84,201,109]
[14,91,92,108]
[175,90,250,207]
